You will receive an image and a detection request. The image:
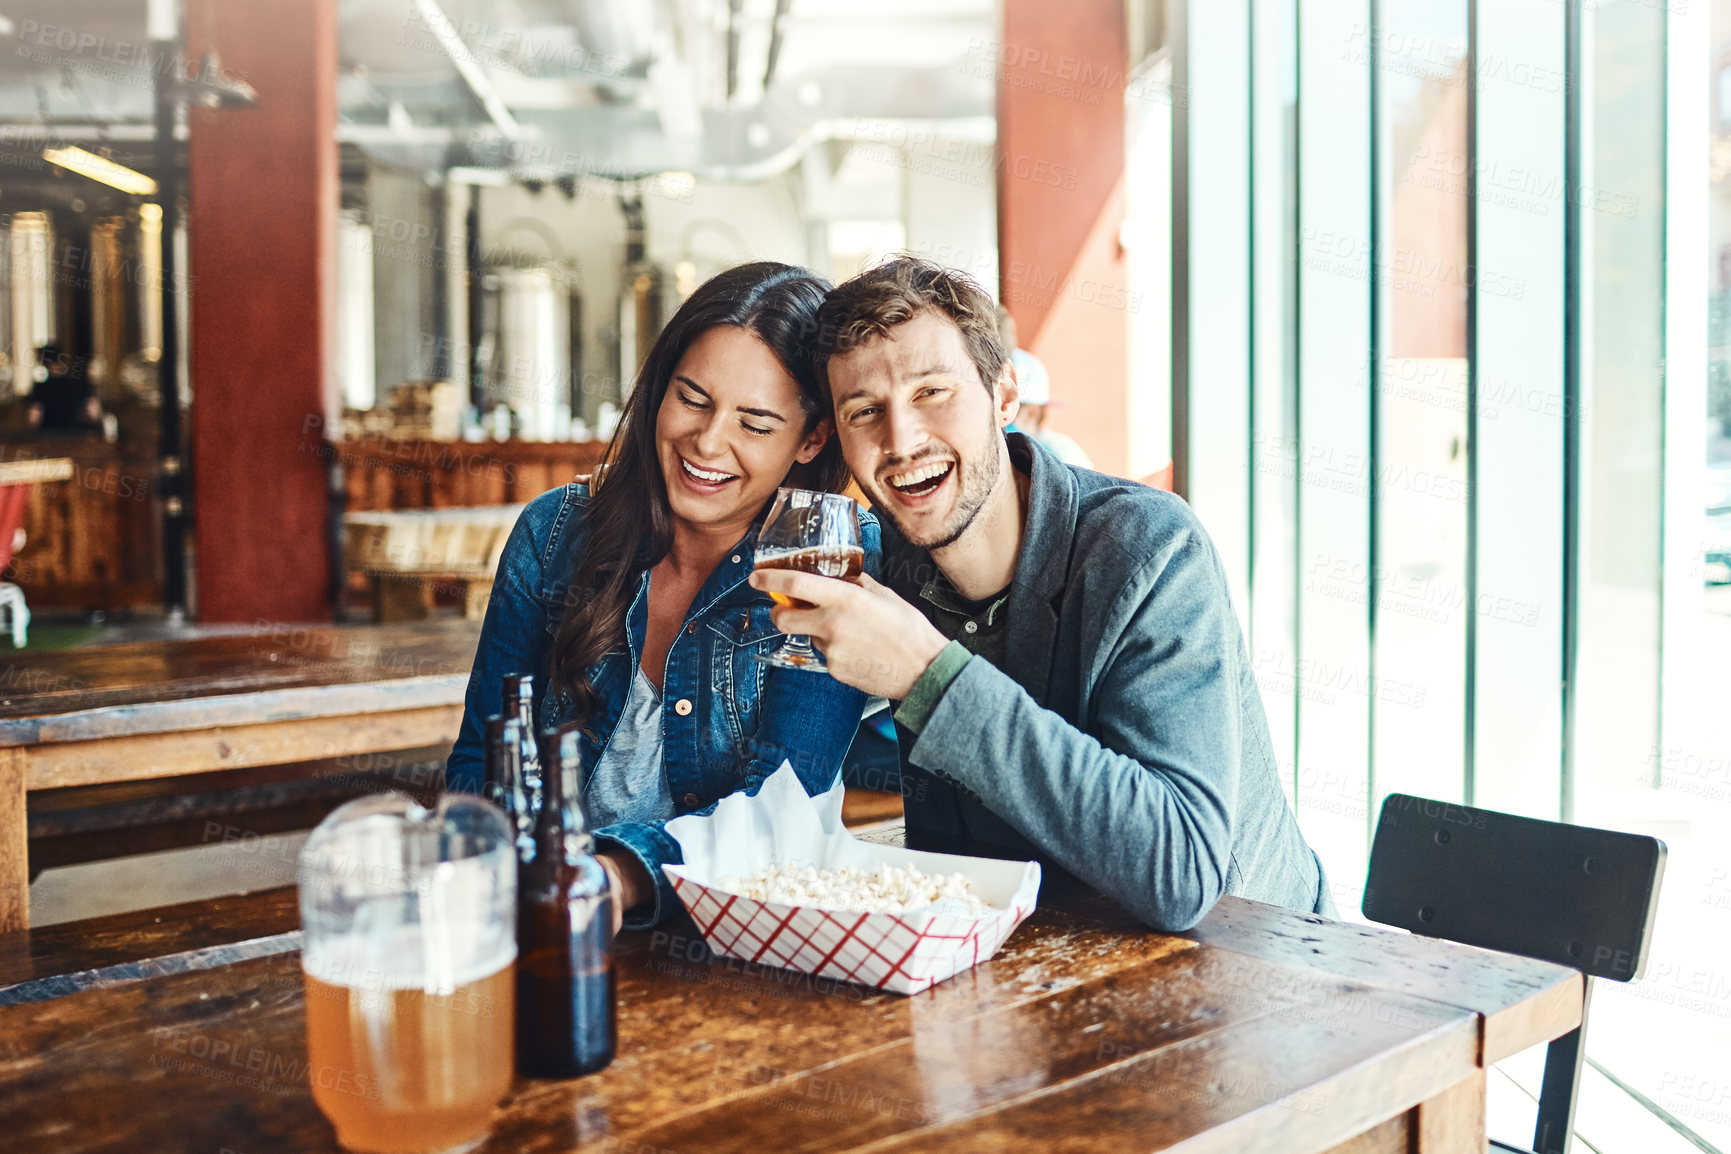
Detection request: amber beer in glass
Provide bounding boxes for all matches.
[752,488,864,671]
[299,793,518,1153]
[302,959,514,1153]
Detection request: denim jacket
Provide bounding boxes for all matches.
[447,482,882,928]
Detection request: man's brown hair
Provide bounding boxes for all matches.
[815,257,1008,396]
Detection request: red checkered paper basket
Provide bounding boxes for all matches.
[661,764,1041,995]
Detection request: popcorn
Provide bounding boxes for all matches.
[664,764,1041,994]
[714,860,994,916]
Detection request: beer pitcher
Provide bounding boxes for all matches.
[298,793,517,1154]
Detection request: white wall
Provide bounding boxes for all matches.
[463,128,997,425]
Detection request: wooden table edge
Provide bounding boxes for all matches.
[0,458,74,486]
[0,676,468,749]
[0,929,303,1006]
[1158,1004,1485,1154]
[1184,896,1585,1063]
[1481,968,1584,1066]
[737,974,1484,1154]
[19,701,465,791]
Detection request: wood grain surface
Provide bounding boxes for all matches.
[0,436,162,611]
[1186,895,1585,1065]
[0,619,480,735]
[0,842,1579,1153]
[0,620,479,931]
[20,704,465,791]
[0,750,23,939]
[0,886,301,1004]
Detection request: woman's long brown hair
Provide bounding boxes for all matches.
[549,261,848,721]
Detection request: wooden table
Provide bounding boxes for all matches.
[0,847,1581,1152]
[0,458,77,487]
[0,619,480,932]
[0,457,75,647]
[0,436,163,611]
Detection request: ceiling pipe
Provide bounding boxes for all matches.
[763,0,792,91]
[725,0,743,101]
[410,0,523,140]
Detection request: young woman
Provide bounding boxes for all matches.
[448,262,881,929]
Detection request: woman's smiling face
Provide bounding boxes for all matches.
[655,325,830,534]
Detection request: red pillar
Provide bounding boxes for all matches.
[186,0,338,622]
[996,0,1130,477]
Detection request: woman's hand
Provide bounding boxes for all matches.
[595,848,653,936]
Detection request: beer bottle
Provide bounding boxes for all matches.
[516,721,616,1078]
[482,715,535,865]
[501,673,542,818]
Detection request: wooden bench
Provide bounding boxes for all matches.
[343,506,521,622]
[0,619,478,931]
[26,748,448,878]
[30,770,890,883]
[5,786,904,1004]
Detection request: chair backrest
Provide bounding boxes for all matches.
[1363,794,1665,981]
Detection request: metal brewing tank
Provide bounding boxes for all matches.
[484,266,573,441]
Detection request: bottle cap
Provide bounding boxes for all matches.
[501,672,536,715]
[534,720,590,843]
[536,720,583,780]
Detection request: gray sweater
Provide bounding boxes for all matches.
[883,434,1332,931]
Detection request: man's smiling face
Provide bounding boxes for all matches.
[828,310,1017,551]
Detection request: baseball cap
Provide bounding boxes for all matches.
[1010,348,1050,406]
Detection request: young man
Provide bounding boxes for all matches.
[749,259,1332,931]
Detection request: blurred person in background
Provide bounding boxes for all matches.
[448,261,881,931]
[27,345,103,434]
[996,307,1093,469]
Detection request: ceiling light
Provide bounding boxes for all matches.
[42,147,158,196]
[651,171,697,201]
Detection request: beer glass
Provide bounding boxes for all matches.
[752,487,864,672]
[299,793,517,1154]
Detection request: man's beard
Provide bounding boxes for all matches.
[876,424,1003,552]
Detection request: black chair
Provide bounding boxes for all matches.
[1363,793,1665,1154]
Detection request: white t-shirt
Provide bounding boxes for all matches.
[582,665,675,827]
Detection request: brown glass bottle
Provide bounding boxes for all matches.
[482,715,535,865]
[500,673,543,819]
[515,721,616,1078]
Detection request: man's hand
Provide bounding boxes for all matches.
[595,849,651,936]
[748,570,950,699]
